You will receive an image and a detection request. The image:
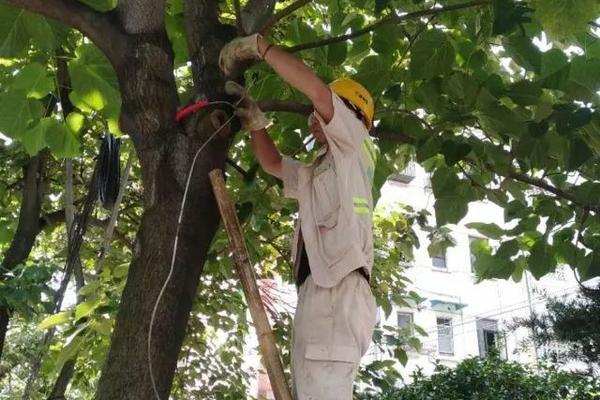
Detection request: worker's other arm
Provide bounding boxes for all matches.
[257,36,333,124]
[249,128,282,178]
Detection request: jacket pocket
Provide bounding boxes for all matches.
[312,159,340,229]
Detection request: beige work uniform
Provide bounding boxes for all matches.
[281,93,378,399]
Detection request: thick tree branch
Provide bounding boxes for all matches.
[259,99,415,143]
[4,0,127,66]
[287,0,491,52]
[258,99,313,114]
[260,0,312,34]
[117,0,165,34]
[241,0,277,34]
[505,171,581,206]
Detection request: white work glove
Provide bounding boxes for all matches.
[219,34,262,76]
[225,81,270,132]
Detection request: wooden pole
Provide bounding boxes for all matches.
[209,169,292,400]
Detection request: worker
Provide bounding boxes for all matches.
[219,34,378,400]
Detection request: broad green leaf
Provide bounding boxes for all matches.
[466,222,505,239]
[11,63,54,99]
[569,56,600,93]
[506,80,541,106]
[68,44,121,118]
[533,0,599,39]
[45,119,81,158]
[434,194,468,226]
[492,0,532,35]
[66,112,85,134]
[18,118,48,155]
[22,12,55,51]
[78,280,101,297]
[441,140,472,166]
[0,90,44,138]
[38,311,70,330]
[528,240,556,279]
[91,319,112,336]
[475,254,515,280]
[75,298,100,320]
[326,42,347,66]
[0,5,28,57]
[503,35,542,74]
[410,30,455,80]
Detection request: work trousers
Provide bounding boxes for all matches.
[291,270,377,400]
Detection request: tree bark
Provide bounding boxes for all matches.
[95,10,234,398]
[0,153,47,360]
[47,359,75,400]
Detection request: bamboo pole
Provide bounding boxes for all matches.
[209,169,292,400]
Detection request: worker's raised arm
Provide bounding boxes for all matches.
[225,81,282,178]
[220,35,334,123]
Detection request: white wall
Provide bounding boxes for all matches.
[372,164,581,383]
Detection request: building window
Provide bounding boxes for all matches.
[477,319,500,357]
[437,317,454,355]
[397,312,413,334]
[431,250,447,270]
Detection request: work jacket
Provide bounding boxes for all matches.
[281,93,376,288]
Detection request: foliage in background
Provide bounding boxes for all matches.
[358,355,600,400]
[512,282,600,375]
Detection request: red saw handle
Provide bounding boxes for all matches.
[176,99,210,122]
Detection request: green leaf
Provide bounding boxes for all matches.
[431,167,459,198]
[539,52,571,89]
[492,0,532,35]
[395,348,408,366]
[503,35,542,74]
[68,44,121,118]
[441,140,472,166]
[22,12,55,51]
[0,5,28,57]
[466,222,505,239]
[66,112,85,134]
[91,319,112,336]
[75,298,100,320]
[533,0,599,39]
[79,281,101,297]
[326,42,347,66]
[410,30,455,80]
[475,254,515,280]
[0,90,44,138]
[434,194,468,226]
[45,119,81,158]
[569,56,600,93]
[11,63,54,99]
[18,118,48,156]
[38,311,70,330]
[528,240,556,279]
[506,80,542,106]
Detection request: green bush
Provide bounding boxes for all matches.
[358,355,600,400]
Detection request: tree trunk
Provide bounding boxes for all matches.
[95,26,233,398]
[0,153,47,359]
[47,359,75,400]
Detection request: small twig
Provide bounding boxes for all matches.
[226,158,249,178]
[260,0,312,34]
[288,0,491,52]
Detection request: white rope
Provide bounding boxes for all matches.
[148,100,241,400]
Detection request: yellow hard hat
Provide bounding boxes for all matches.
[329,78,374,129]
